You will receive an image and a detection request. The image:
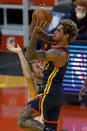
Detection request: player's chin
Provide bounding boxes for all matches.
[53,35,59,42]
[53,35,56,40]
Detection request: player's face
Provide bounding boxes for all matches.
[32,63,44,78]
[53,25,66,42]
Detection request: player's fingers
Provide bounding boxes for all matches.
[7,43,13,48]
[33,16,37,26]
[41,21,47,30]
[36,19,39,26]
[39,21,43,28]
[6,45,9,49]
[6,45,11,50]
[7,43,9,45]
[17,43,20,48]
[40,4,46,7]
[33,18,36,25]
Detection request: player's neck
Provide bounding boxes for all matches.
[56,41,68,46]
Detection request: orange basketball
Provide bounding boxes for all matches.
[32,7,52,30]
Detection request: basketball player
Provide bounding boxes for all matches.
[79,77,87,101]
[7,43,44,99]
[17,19,78,131]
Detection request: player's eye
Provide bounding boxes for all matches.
[57,29,60,32]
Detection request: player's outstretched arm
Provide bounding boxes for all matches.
[26,21,56,59]
[26,22,55,60]
[26,22,67,67]
[7,43,38,99]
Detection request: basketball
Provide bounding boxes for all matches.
[32,7,52,30]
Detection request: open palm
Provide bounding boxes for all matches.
[7,43,22,54]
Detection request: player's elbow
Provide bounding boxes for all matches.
[25,50,36,60]
[57,56,66,67]
[25,50,29,58]
[25,51,32,59]
[59,61,66,67]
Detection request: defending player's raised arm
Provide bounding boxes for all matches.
[15,51,39,99]
[7,43,39,99]
[7,43,32,79]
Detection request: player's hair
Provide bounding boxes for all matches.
[28,60,38,72]
[73,0,87,9]
[60,19,78,42]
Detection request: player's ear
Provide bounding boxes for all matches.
[65,34,69,39]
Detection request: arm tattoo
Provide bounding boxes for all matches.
[26,30,37,59]
[36,51,46,59]
[17,105,44,131]
[38,31,55,43]
[26,30,47,61]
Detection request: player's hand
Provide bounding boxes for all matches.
[33,21,48,38]
[33,17,49,32]
[36,21,48,31]
[30,22,35,35]
[7,43,22,54]
[79,87,85,101]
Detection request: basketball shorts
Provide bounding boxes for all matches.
[27,88,64,131]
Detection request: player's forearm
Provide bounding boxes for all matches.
[37,31,55,43]
[25,30,38,59]
[18,51,32,78]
